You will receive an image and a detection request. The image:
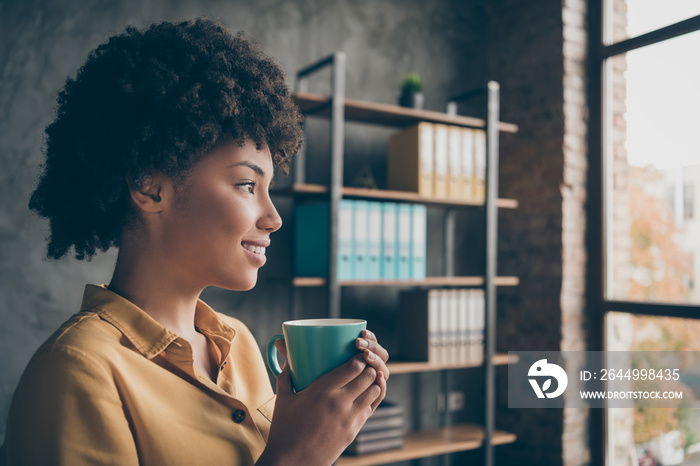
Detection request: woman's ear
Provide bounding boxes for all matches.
[126,174,168,213]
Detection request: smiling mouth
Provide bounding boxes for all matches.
[242,243,266,256]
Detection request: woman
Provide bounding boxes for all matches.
[1,18,389,465]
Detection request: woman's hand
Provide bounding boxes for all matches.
[355,329,390,411]
[257,331,390,466]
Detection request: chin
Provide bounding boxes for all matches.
[221,272,259,291]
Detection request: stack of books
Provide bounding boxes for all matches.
[387,122,486,202]
[344,401,405,456]
[398,289,485,365]
[294,200,426,280]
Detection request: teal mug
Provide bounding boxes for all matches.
[267,318,367,391]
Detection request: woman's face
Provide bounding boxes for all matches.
[160,139,282,291]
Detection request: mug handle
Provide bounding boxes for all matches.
[266,334,285,377]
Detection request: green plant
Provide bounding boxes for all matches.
[400,72,423,94]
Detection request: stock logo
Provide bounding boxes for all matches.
[528,359,568,399]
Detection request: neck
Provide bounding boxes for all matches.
[108,233,204,341]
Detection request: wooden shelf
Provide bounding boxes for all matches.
[294,92,519,133]
[293,276,520,287]
[336,424,516,466]
[274,184,519,209]
[493,353,520,366]
[292,277,327,287]
[387,353,519,375]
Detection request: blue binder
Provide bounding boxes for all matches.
[396,204,412,280]
[352,200,369,280]
[337,200,354,280]
[410,204,427,280]
[380,203,398,280]
[366,202,382,280]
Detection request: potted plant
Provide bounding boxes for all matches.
[398,72,424,109]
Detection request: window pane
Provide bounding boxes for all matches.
[605,30,700,305]
[606,312,700,465]
[606,0,700,44]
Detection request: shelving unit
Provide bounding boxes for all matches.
[286,52,517,466]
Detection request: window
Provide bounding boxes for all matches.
[606,29,700,306]
[593,1,700,464]
[606,312,700,465]
[609,0,700,40]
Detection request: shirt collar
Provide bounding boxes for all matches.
[80,284,236,359]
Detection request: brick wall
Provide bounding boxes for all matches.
[561,0,590,464]
[488,0,591,463]
[607,0,635,463]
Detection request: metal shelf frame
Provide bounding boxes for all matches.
[293,52,346,319]
[291,52,505,466]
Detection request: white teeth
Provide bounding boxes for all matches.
[243,243,266,255]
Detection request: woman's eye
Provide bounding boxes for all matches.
[236,182,256,194]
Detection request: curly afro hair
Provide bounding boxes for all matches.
[29,18,303,261]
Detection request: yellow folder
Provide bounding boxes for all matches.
[461,128,475,202]
[433,124,449,199]
[474,129,486,203]
[447,126,463,199]
[387,122,434,197]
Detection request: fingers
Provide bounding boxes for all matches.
[353,371,385,415]
[275,360,293,396]
[370,371,387,412]
[362,348,390,383]
[356,330,389,363]
[356,330,390,381]
[316,354,368,390]
[274,339,288,360]
[342,363,378,398]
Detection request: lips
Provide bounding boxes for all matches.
[241,241,269,266]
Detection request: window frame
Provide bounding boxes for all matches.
[588,3,700,465]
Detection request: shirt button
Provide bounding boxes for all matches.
[232,409,246,423]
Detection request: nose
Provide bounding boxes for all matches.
[258,197,282,232]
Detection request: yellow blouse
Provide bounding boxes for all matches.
[1,284,275,465]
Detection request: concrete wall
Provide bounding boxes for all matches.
[0,0,490,457]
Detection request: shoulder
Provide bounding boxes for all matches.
[5,317,140,465]
[43,311,125,357]
[10,313,123,417]
[23,311,127,379]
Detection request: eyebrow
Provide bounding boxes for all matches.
[229,161,264,177]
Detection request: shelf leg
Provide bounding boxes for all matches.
[484,81,500,466]
[327,51,346,319]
